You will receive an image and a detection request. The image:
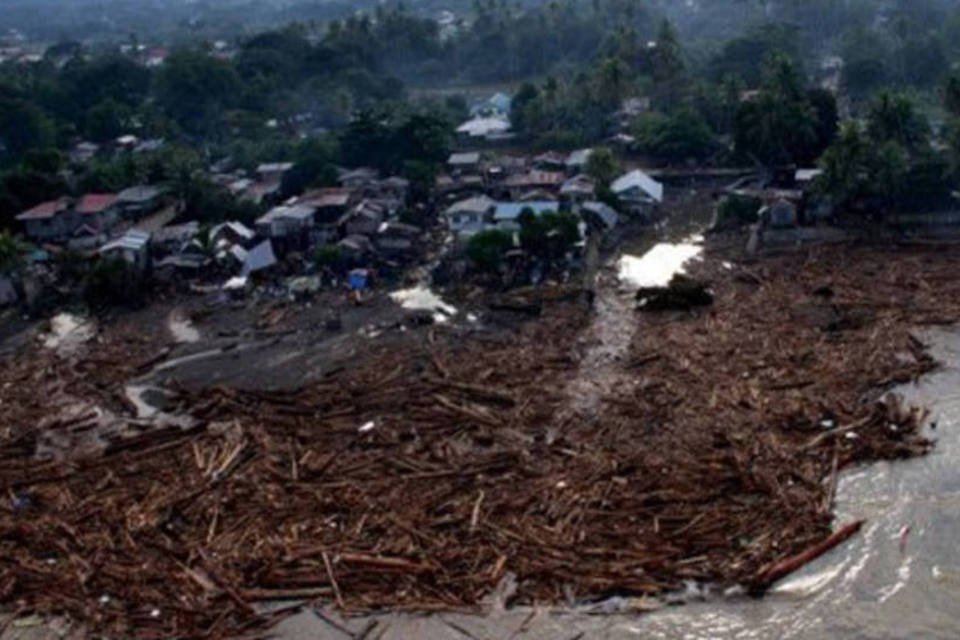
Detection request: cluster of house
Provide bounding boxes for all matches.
[436,148,664,241]
[147,166,420,286]
[14,186,167,261]
[69,135,166,165]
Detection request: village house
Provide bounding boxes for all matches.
[15,198,75,242]
[339,200,387,237]
[116,185,165,219]
[456,116,511,143]
[337,234,376,262]
[376,221,421,257]
[377,176,410,203]
[255,204,316,244]
[99,229,151,271]
[210,221,255,248]
[560,174,597,203]
[566,148,594,175]
[500,170,565,200]
[580,201,619,232]
[533,152,567,172]
[444,195,496,238]
[338,167,379,191]
[470,92,511,118]
[611,169,664,216]
[242,240,278,277]
[256,162,295,186]
[70,141,99,164]
[448,152,482,175]
[75,194,119,234]
[493,201,559,233]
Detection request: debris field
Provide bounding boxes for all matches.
[0,244,957,638]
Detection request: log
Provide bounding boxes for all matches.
[750,520,865,593]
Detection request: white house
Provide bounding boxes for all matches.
[611,169,664,211]
[444,195,496,238]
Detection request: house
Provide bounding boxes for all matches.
[795,168,823,187]
[256,162,295,186]
[338,167,379,190]
[339,200,387,237]
[115,134,139,150]
[242,240,278,276]
[75,193,119,234]
[70,141,99,164]
[144,47,169,67]
[611,169,664,213]
[493,201,559,232]
[117,185,165,218]
[255,205,316,240]
[533,151,567,172]
[133,138,165,154]
[376,221,421,256]
[379,176,410,199]
[501,171,565,199]
[444,195,496,238]
[152,221,200,253]
[337,234,376,261]
[560,174,596,203]
[99,229,151,271]
[470,92,511,118]
[15,198,75,242]
[210,221,255,247]
[456,117,511,141]
[448,151,481,174]
[580,201,619,231]
[299,188,355,228]
[566,148,594,174]
[518,189,558,203]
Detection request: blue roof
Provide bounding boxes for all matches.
[493,201,558,222]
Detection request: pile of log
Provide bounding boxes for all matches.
[0,244,957,637]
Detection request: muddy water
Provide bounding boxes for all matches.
[633,328,960,640]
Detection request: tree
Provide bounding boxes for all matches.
[155,50,242,137]
[733,54,819,167]
[865,91,930,153]
[633,110,715,163]
[518,210,580,267]
[466,229,513,274]
[584,147,619,188]
[85,99,132,142]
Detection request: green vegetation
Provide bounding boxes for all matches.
[466,229,514,274]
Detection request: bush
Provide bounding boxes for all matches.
[714,194,762,230]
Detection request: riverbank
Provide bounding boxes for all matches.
[2,238,959,638]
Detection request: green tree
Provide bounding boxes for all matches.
[466,229,513,274]
[155,50,242,137]
[85,98,132,142]
[584,147,620,188]
[633,110,715,163]
[865,91,930,153]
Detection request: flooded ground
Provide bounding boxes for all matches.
[628,327,960,640]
